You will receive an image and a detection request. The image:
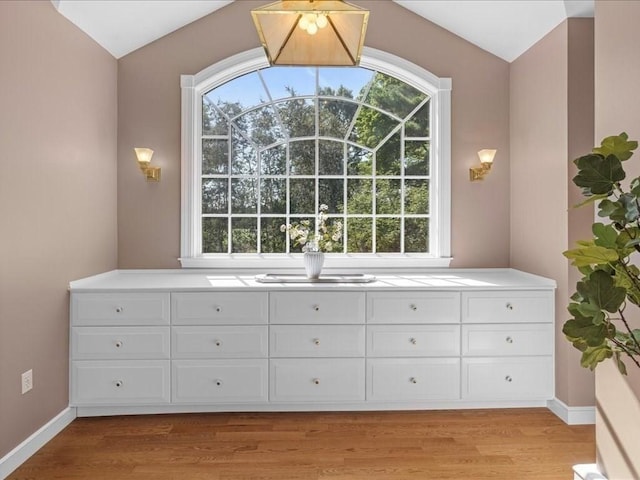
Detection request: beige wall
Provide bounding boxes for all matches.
[594,1,640,478]
[117,0,511,269]
[0,1,117,458]
[510,19,595,407]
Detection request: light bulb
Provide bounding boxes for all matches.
[299,16,310,30]
[306,22,318,35]
[316,14,328,28]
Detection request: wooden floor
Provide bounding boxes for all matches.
[7,408,594,480]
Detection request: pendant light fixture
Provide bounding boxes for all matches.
[251,0,369,66]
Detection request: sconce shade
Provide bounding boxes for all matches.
[477,149,497,164]
[251,0,369,66]
[134,147,154,164]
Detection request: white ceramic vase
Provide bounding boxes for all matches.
[303,251,325,279]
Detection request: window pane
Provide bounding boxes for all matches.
[202,179,228,214]
[405,141,429,176]
[290,140,315,175]
[405,179,429,215]
[231,217,257,253]
[205,71,266,111]
[202,139,228,175]
[290,178,315,214]
[231,179,257,214]
[347,146,372,176]
[347,218,372,253]
[261,67,315,100]
[231,127,256,174]
[319,67,374,100]
[376,131,401,175]
[319,179,344,214]
[239,106,283,148]
[261,144,286,175]
[347,179,372,214]
[277,99,315,138]
[261,217,287,253]
[319,140,343,175]
[376,218,401,252]
[319,99,357,139]
[405,218,429,253]
[203,218,228,253]
[376,179,401,215]
[202,103,228,136]
[405,100,430,138]
[350,106,399,149]
[364,73,427,119]
[260,178,286,214]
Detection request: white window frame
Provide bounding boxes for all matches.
[180,47,452,271]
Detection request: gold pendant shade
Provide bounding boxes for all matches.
[251,0,369,66]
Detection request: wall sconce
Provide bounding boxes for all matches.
[469,149,496,181]
[134,147,161,182]
[251,0,369,66]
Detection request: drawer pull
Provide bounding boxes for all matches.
[115,341,123,348]
[114,380,124,388]
[214,340,222,347]
[505,375,513,383]
[313,378,320,385]
[506,303,513,310]
[409,304,418,311]
[410,377,418,384]
[313,305,320,312]
[214,379,223,387]
[313,338,321,346]
[214,306,222,313]
[409,337,417,345]
[505,336,513,344]
[115,307,124,313]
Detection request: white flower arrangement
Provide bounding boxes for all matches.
[280,204,343,253]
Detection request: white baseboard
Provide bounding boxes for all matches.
[0,407,76,480]
[574,463,607,479]
[548,398,595,425]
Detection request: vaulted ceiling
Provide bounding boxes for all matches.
[51,0,594,62]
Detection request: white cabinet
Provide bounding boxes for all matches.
[69,269,556,414]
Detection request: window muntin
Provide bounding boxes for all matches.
[201,67,431,255]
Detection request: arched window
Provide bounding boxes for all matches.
[181,48,451,269]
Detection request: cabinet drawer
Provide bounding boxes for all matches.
[271,325,365,357]
[71,293,170,326]
[270,358,365,402]
[270,292,365,324]
[367,325,460,357]
[71,360,170,405]
[367,292,460,324]
[172,292,268,325]
[462,324,553,356]
[462,357,553,400]
[72,327,170,360]
[172,326,268,358]
[367,358,460,402]
[172,359,268,403]
[461,291,553,324]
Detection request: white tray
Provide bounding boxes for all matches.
[255,274,377,283]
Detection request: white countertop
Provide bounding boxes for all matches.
[69,268,556,292]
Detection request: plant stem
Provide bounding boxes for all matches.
[611,337,640,369]
[617,308,640,354]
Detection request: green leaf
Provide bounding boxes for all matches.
[576,270,626,313]
[563,245,618,267]
[592,132,638,161]
[563,315,609,347]
[573,153,625,195]
[573,193,609,209]
[618,193,640,222]
[592,223,618,249]
[575,302,606,325]
[580,345,613,370]
[613,351,628,375]
[598,199,627,224]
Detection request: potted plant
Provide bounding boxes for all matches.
[563,133,640,374]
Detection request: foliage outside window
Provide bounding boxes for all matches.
[201,66,431,255]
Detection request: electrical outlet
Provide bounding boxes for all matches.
[21,369,33,394]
